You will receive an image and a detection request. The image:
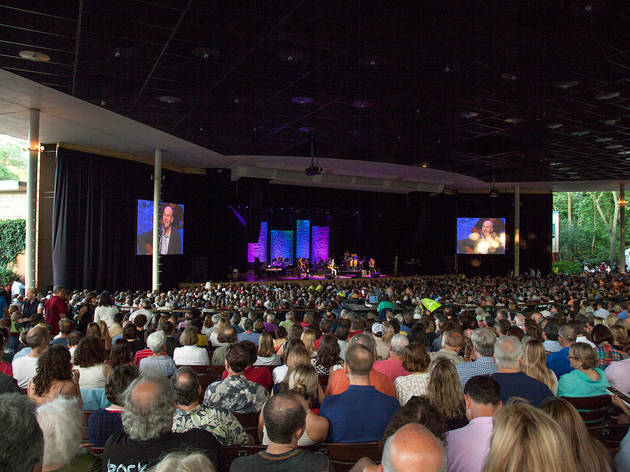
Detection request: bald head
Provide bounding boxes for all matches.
[381,424,445,472]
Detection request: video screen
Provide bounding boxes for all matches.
[136,200,184,255]
[456,218,506,255]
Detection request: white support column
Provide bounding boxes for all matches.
[25,109,39,290]
[514,185,520,276]
[152,149,162,292]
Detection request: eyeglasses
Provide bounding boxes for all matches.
[567,356,577,359]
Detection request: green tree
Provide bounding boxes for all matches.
[0,134,27,181]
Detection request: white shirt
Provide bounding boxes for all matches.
[129,308,153,327]
[172,345,209,366]
[543,340,563,353]
[94,305,119,328]
[12,355,39,389]
[159,230,170,255]
[605,358,630,394]
[576,335,597,349]
[272,365,289,384]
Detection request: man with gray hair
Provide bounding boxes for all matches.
[0,394,43,472]
[456,328,498,388]
[12,324,49,388]
[326,333,396,398]
[37,396,100,470]
[546,324,577,378]
[492,336,553,407]
[373,333,410,383]
[138,330,177,377]
[349,423,446,472]
[102,373,222,471]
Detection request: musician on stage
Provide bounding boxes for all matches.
[368,257,376,275]
[328,258,338,278]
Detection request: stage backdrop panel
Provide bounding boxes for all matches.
[311,226,329,263]
[247,222,268,263]
[296,219,311,260]
[270,230,294,263]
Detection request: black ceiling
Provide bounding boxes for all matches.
[3,0,630,182]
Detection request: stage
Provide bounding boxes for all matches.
[239,270,387,282]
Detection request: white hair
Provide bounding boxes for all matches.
[390,333,409,355]
[36,396,82,468]
[494,335,523,368]
[150,451,215,472]
[147,330,166,353]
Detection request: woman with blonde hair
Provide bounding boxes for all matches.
[381,322,395,347]
[426,358,467,430]
[523,339,558,395]
[272,340,310,385]
[301,327,317,360]
[260,364,329,446]
[96,320,112,355]
[610,324,628,351]
[255,331,281,366]
[541,398,612,472]
[209,317,230,347]
[557,342,610,397]
[483,401,578,472]
[172,327,210,366]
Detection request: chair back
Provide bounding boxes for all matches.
[562,395,613,428]
[325,441,383,472]
[81,411,91,442]
[234,411,261,438]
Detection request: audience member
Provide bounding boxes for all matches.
[103,373,222,471]
[327,333,396,397]
[604,356,630,393]
[0,394,44,472]
[173,327,210,366]
[522,339,558,395]
[238,319,261,345]
[36,396,100,471]
[492,336,553,407]
[13,325,49,388]
[446,376,501,472]
[229,392,331,471]
[139,330,177,377]
[44,285,67,336]
[151,451,216,472]
[557,342,610,397]
[160,321,179,358]
[73,336,111,389]
[430,330,465,365]
[212,326,237,365]
[88,365,139,446]
[93,291,119,329]
[383,396,447,442]
[203,343,268,413]
[541,398,612,472]
[220,340,273,390]
[50,318,73,346]
[27,344,81,406]
[67,330,83,360]
[592,324,627,369]
[110,338,134,369]
[273,340,310,384]
[373,333,410,382]
[394,343,431,405]
[546,324,576,378]
[320,342,399,443]
[313,333,344,376]
[254,331,281,366]
[426,358,468,430]
[543,322,562,353]
[482,401,578,472]
[456,328,497,388]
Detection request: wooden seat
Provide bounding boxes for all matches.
[324,441,383,472]
[234,412,261,439]
[589,423,630,449]
[562,395,613,429]
[208,364,226,378]
[175,364,209,374]
[82,411,91,443]
[83,443,104,456]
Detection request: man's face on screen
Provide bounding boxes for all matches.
[162,206,173,229]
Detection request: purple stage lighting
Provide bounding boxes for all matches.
[311,226,329,263]
[247,221,268,263]
[270,230,294,263]
[296,219,310,259]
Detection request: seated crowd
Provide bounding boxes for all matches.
[1,272,630,471]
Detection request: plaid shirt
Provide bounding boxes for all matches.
[456,356,497,388]
[595,344,627,369]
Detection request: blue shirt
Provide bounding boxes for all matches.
[546,347,573,378]
[492,372,554,408]
[456,357,497,389]
[237,332,261,346]
[319,385,399,443]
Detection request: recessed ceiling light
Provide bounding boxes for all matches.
[595,137,613,143]
[291,97,313,104]
[547,123,563,129]
[501,72,517,80]
[604,119,620,125]
[595,91,620,100]
[158,96,181,104]
[549,162,561,166]
[298,126,314,133]
[360,55,382,66]
[421,162,429,168]
[553,80,579,89]
[192,47,221,60]
[618,150,630,155]
[277,50,304,62]
[459,111,478,118]
[18,50,50,62]
[606,144,623,149]
[233,97,239,104]
[352,100,374,108]
[505,117,524,124]
[571,130,590,136]
[252,125,264,132]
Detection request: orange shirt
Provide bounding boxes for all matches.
[326,367,397,398]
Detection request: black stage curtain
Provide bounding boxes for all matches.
[52,148,153,290]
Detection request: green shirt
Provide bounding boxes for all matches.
[172,404,248,445]
[557,368,610,397]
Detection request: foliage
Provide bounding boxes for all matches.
[0,134,27,181]
[552,260,583,274]
[0,219,26,270]
[553,192,629,264]
[0,268,17,286]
